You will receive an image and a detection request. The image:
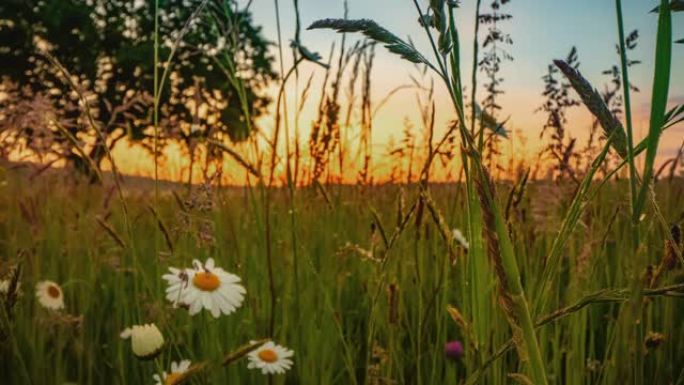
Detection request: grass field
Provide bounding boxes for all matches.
[1,165,683,384]
[1,0,683,384]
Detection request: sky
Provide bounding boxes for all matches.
[113,0,684,183]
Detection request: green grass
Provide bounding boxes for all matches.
[1,1,683,384]
[1,169,683,384]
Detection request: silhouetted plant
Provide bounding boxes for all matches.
[536,47,580,182]
[478,0,513,175]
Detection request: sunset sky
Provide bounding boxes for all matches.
[113,0,684,184]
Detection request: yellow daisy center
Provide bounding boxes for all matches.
[165,372,182,385]
[47,285,61,298]
[258,349,279,363]
[192,272,220,292]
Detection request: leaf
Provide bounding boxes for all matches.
[370,206,390,249]
[636,0,672,216]
[676,37,684,43]
[650,0,684,12]
[474,103,509,138]
[308,19,430,65]
[664,104,684,128]
[290,39,329,69]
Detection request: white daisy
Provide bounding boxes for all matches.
[247,341,294,375]
[120,323,165,360]
[153,359,192,385]
[162,258,246,318]
[35,280,65,310]
[452,228,470,250]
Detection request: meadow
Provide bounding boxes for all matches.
[1,0,684,384]
[1,167,683,384]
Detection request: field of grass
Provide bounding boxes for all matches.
[1,0,683,384]
[1,165,683,384]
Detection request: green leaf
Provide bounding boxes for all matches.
[636,0,672,216]
[650,0,684,13]
[307,19,430,65]
[664,104,684,128]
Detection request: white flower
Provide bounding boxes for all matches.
[120,324,165,360]
[153,360,192,385]
[162,258,246,318]
[247,341,294,375]
[35,280,65,310]
[0,279,10,295]
[0,278,21,297]
[452,228,470,250]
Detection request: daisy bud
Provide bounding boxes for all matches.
[120,323,165,360]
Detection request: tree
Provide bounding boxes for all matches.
[0,0,275,180]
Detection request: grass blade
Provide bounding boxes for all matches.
[635,0,672,216]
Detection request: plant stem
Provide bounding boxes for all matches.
[615,0,640,248]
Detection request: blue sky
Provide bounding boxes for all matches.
[247,0,683,160]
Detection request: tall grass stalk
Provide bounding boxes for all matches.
[154,0,160,208]
[615,0,640,247]
[418,1,546,382]
[458,2,494,377]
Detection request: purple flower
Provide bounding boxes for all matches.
[444,340,464,361]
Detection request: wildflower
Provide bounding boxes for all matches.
[452,229,469,250]
[0,279,11,295]
[153,360,191,385]
[163,258,246,318]
[247,341,294,375]
[35,280,64,310]
[120,324,165,360]
[444,340,464,361]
